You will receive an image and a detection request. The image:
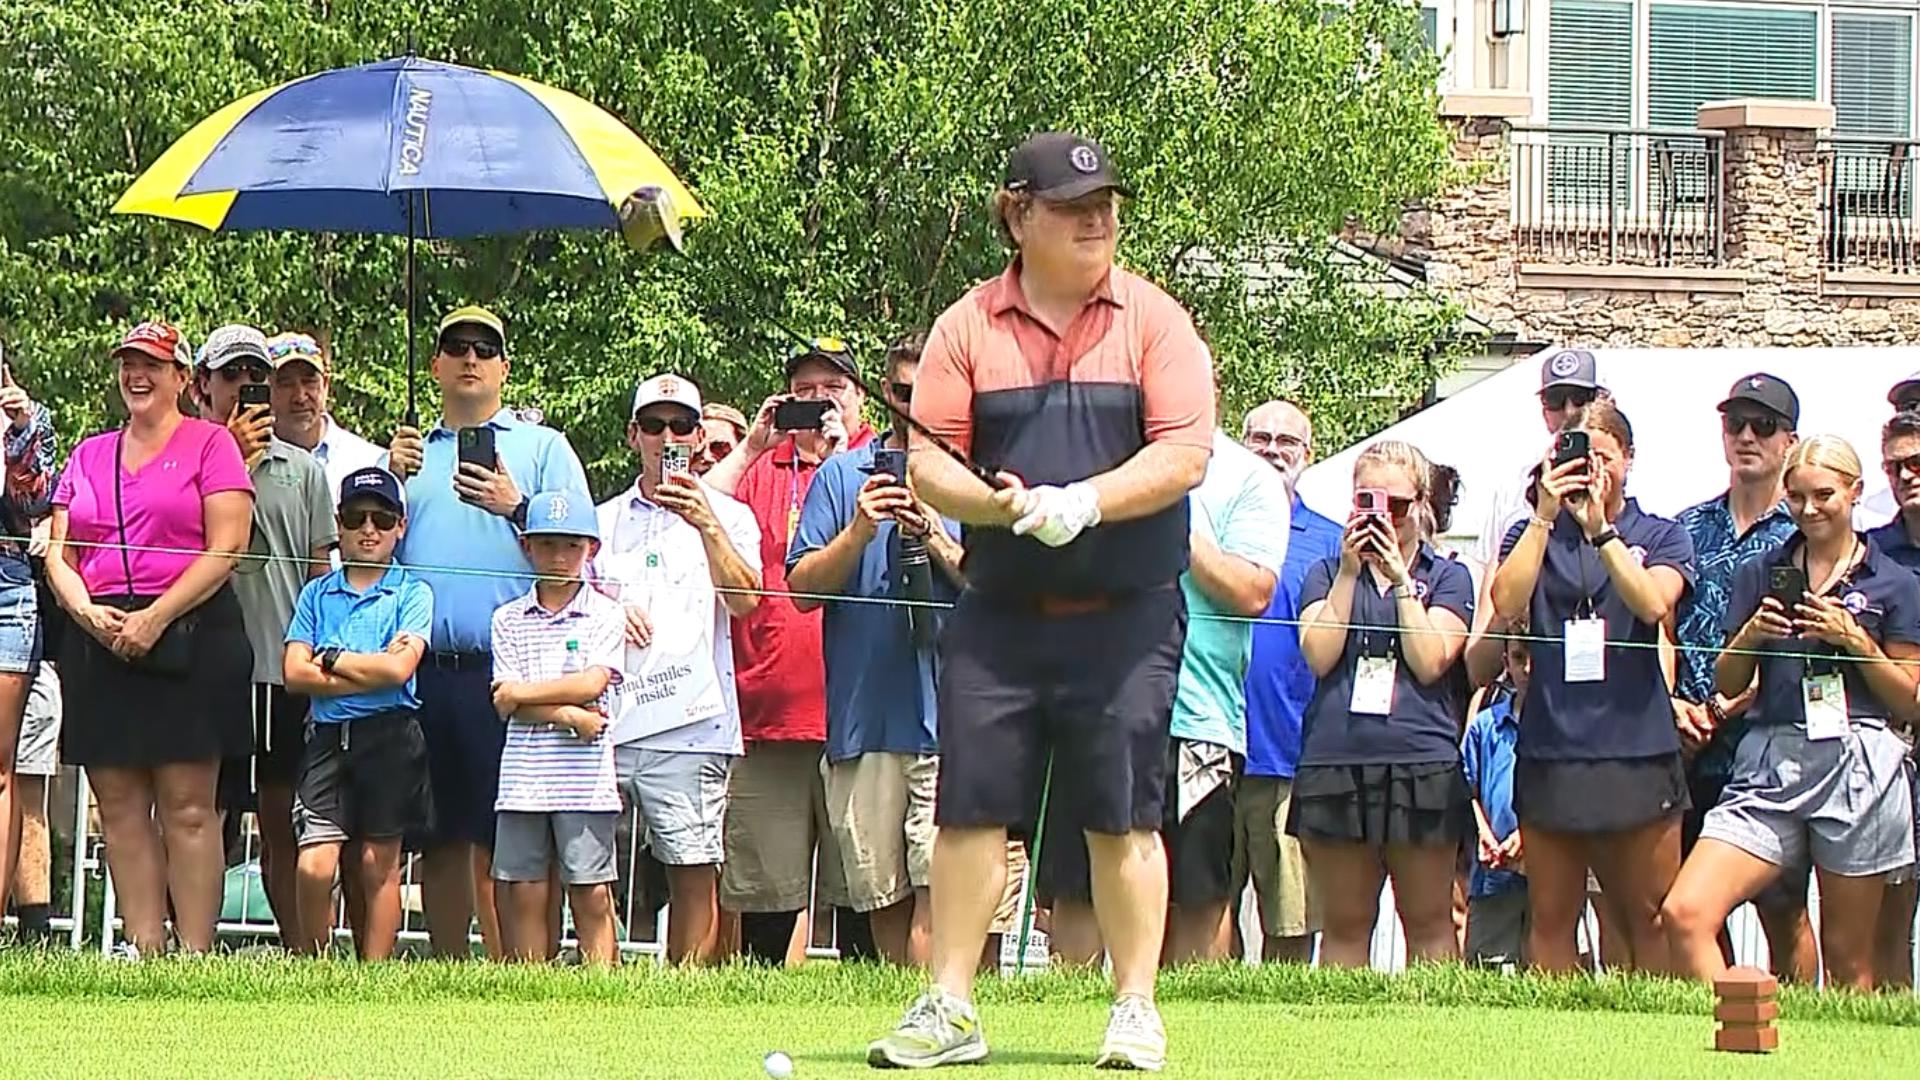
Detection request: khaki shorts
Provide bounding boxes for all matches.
[991,842,1030,936]
[1231,775,1318,938]
[721,740,847,913]
[822,752,937,913]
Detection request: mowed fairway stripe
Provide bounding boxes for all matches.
[0,999,1906,1079]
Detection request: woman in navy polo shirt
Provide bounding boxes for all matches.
[1290,441,1474,967]
[1489,399,1694,975]
[1662,436,1919,990]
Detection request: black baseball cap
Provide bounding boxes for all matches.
[784,336,858,380]
[1005,132,1132,202]
[1718,373,1800,427]
[339,467,406,513]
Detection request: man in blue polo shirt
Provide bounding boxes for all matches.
[1235,399,1342,963]
[1670,374,1811,981]
[385,305,591,958]
[787,338,965,967]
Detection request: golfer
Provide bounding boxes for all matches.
[868,132,1214,1072]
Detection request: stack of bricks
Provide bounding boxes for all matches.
[1714,967,1780,1053]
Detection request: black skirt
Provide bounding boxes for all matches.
[1286,761,1470,847]
[60,584,253,768]
[1513,753,1690,834]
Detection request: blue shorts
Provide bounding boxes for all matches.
[0,567,41,675]
[411,658,505,850]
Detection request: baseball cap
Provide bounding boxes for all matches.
[1889,371,1920,409]
[1719,373,1800,426]
[113,321,192,367]
[437,306,506,347]
[1539,347,1600,391]
[785,336,859,379]
[196,324,271,371]
[1005,132,1132,202]
[703,402,749,433]
[632,372,702,418]
[339,467,405,513]
[521,489,599,541]
[266,332,328,375]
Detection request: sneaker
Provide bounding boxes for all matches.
[867,987,989,1069]
[1093,994,1166,1072]
[107,942,143,964]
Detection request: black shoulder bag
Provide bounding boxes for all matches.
[96,431,197,676]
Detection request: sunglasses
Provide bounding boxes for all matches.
[1885,453,1920,479]
[217,363,271,384]
[1541,387,1597,411]
[1244,431,1308,451]
[439,337,502,360]
[338,507,401,531]
[1723,413,1785,438]
[636,414,699,437]
[888,381,913,404]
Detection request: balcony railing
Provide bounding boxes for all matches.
[1820,138,1920,273]
[1510,126,1726,268]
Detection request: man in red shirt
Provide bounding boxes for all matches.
[705,339,875,962]
[869,133,1214,1071]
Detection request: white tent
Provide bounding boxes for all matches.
[1295,347,1920,558]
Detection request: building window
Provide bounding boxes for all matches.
[1646,4,1818,130]
[1833,12,1913,138]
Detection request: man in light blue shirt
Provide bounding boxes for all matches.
[384,305,591,958]
[1045,431,1287,966]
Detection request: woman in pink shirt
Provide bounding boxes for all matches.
[45,322,255,957]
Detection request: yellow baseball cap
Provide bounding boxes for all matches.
[437,305,506,345]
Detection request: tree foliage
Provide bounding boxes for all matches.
[0,0,1463,495]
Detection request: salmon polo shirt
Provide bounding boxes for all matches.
[913,261,1216,598]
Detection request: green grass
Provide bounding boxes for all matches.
[1,953,1916,1078]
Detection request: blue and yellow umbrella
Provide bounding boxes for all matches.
[113,56,704,416]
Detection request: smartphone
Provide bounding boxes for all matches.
[662,442,692,477]
[1768,565,1808,610]
[238,382,272,410]
[457,425,497,471]
[871,447,909,482]
[773,398,832,432]
[1353,487,1387,516]
[1552,430,1590,468]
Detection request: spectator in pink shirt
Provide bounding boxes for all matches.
[44,321,256,958]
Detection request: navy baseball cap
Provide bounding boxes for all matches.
[1539,348,1601,391]
[339,467,405,513]
[522,490,599,541]
[1005,132,1133,202]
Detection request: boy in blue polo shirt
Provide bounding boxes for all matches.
[1462,627,1529,967]
[284,467,435,960]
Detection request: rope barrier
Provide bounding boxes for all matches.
[16,530,1920,669]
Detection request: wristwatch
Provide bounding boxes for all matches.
[511,496,531,530]
[318,647,342,674]
[1588,528,1621,549]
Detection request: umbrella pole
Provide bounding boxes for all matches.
[406,190,418,428]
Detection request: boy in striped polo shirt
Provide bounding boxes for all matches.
[489,490,627,965]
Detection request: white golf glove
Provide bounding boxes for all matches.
[1011,481,1102,547]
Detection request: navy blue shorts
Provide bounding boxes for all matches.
[412,658,505,850]
[934,586,1184,837]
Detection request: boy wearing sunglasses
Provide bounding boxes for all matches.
[282,467,434,959]
[1669,373,1813,980]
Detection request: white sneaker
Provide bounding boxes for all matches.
[107,942,143,964]
[867,987,989,1068]
[1094,994,1166,1071]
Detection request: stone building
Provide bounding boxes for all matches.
[1396,0,1920,391]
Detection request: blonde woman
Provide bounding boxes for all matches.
[1290,441,1474,967]
[1663,435,1920,990]
[1489,399,1694,975]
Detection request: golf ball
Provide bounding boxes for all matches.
[763,1051,794,1078]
